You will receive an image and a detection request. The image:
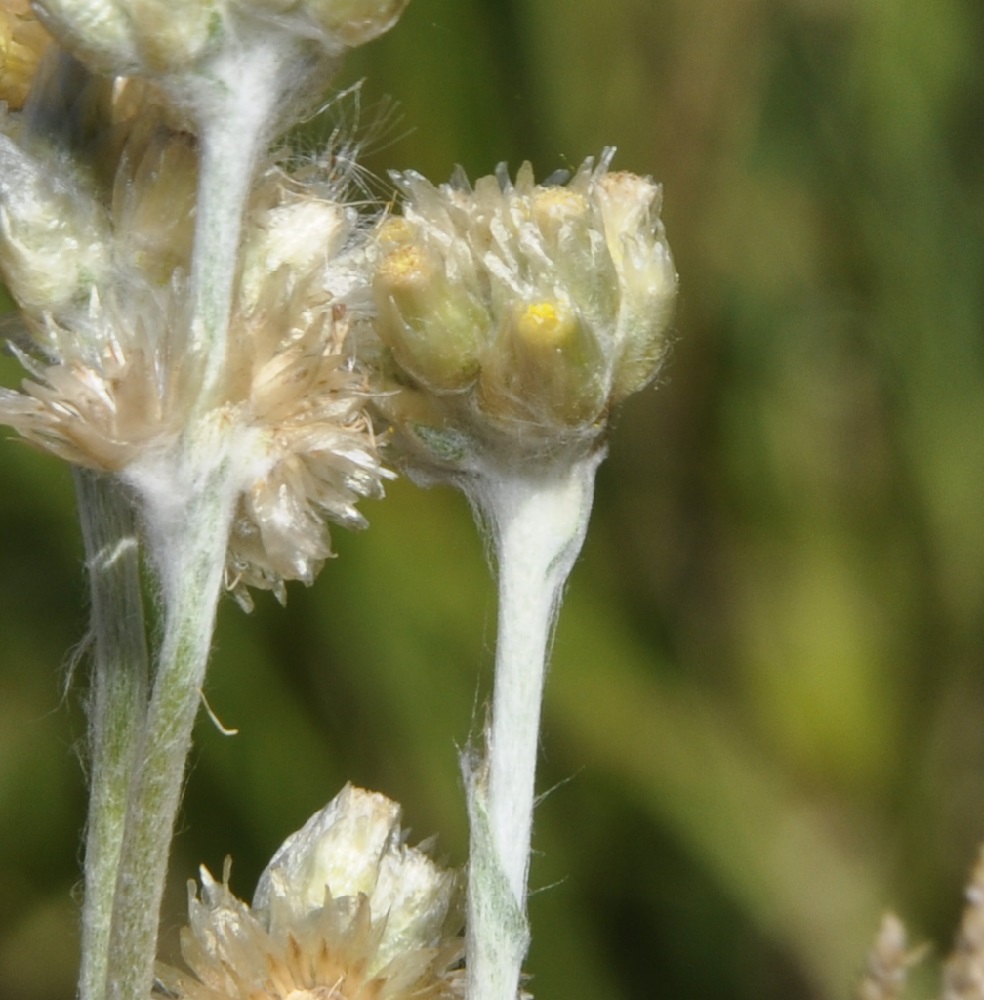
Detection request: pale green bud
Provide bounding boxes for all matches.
[300,0,412,47]
[480,298,606,427]
[527,185,619,322]
[125,0,220,73]
[373,231,486,392]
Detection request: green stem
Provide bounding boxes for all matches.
[74,470,150,1000]
[466,453,602,1000]
[104,455,237,1000]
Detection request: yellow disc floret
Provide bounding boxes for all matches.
[515,301,576,351]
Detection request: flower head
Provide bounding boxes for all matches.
[248,0,413,49]
[371,149,678,475]
[156,785,464,1000]
[29,0,411,127]
[0,74,194,319]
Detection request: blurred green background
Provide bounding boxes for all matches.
[3,0,984,997]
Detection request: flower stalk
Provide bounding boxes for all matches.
[186,41,294,405]
[85,46,284,986]
[483,457,601,901]
[464,453,603,1000]
[0,7,403,996]
[373,151,676,999]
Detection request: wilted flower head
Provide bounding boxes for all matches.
[372,148,677,474]
[0,266,389,608]
[0,84,390,607]
[156,785,464,1000]
[223,273,391,609]
[239,167,361,315]
[110,115,199,284]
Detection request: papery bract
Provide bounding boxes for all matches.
[156,786,464,1000]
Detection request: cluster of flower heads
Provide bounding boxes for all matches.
[1,2,679,997]
[371,150,677,475]
[155,785,464,1000]
[0,4,678,598]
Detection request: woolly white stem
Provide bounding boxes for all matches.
[104,443,239,1000]
[74,470,149,1000]
[187,41,286,405]
[466,450,603,1000]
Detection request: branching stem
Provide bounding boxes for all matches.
[104,451,238,1000]
[94,44,290,997]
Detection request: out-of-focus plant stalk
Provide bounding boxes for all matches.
[74,469,149,1000]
